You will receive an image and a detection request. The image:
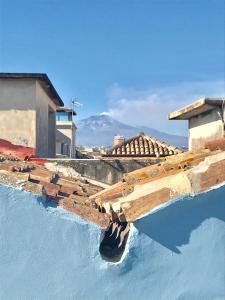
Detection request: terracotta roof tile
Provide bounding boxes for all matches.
[105,134,182,157]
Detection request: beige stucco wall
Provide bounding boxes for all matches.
[0,79,36,147]
[56,121,76,157]
[35,81,57,157]
[0,78,58,158]
[189,108,224,150]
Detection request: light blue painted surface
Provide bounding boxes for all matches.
[0,184,225,300]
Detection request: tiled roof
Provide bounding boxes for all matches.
[104,133,182,157]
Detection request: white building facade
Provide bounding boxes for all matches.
[56,107,76,158]
[169,98,225,151]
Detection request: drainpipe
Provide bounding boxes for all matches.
[70,99,82,159]
[70,100,75,159]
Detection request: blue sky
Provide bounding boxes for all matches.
[0,0,224,135]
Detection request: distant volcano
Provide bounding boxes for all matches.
[76,114,187,148]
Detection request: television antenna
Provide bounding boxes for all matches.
[70,99,83,159]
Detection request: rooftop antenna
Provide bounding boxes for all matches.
[70,99,83,159]
[72,100,83,107]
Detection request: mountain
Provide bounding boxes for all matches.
[76,115,187,148]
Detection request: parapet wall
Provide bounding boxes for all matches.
[0,183,224,299]
[47,158,163,185]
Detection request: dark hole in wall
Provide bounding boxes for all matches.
[29,178,40,184]
[99,222,130,263]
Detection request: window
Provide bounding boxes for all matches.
[56,112,72,121]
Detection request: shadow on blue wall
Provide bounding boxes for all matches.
[135,186,225,253]
[36,195,58,209]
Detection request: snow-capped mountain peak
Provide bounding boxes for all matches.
[76,115,187,147]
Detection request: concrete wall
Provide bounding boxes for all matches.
[0,183,224,299]
[0,78,36,147]
[35,81,57,157]
[189,108,224,150]
[0,79,58,158]
[50,158,162,185]
[56,121,76,157]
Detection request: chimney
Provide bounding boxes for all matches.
[114,135,125,146]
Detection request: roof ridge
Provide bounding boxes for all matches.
[143,135,179,150]
[105,133,182,157]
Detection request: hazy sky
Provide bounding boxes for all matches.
[0,0,224,135]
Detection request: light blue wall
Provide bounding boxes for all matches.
[0,184,224,300]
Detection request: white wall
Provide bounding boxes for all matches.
[189,108,224,150]
[56,121,76,157]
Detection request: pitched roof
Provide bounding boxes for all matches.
[0,73,64,106]
[104,133,182,157]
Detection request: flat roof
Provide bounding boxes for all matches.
[0,73,64,106]
[168,98,225,120]
[56,107,76,115]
